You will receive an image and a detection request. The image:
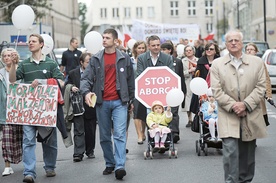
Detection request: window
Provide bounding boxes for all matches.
[136,7,143,18]
[205,0,213,16]
[124,7,131,18]
[148,7,155,18]
[187,1,196,16]
[112,8,119,18]
[170,1,179,17]
[206,23,213,32]
[100,8,107,18]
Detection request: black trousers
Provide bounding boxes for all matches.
[84,117,97,155]
[170,106,180,134]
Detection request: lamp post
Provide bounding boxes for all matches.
[263,0,267,42]
[237,0,240,29]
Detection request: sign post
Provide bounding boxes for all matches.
[135,66,181,108]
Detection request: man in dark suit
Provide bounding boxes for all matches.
[66,52,97,161]
[161,42,187,143]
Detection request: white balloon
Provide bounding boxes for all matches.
[190,77,208,96]
[176,44,185,56]
[127,39,136,50]
[84,31,103,54]
[41,34,54,55]
[12,5,35,30]
[166,88,184,107]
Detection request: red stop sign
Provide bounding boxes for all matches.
[135,66,181,108]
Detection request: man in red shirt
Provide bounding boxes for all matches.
[80,29,134,180]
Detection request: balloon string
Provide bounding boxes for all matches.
[15,29,21,50]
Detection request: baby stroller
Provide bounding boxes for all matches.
[143,124,178,159]
[194,95,222,156]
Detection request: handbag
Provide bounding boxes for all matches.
[70,91,85,116]
[191,112,200,133]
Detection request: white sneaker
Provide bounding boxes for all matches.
[2,167,14,176]
[209,137,216,142]
[217,138,222,142]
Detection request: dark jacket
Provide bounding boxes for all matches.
[172,56,187,95]
[136,51,174,76]
[67,67,96,119]
[195,54,220,79]
[80,49,135,105]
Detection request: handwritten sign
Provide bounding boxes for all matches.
[6,83,58,127]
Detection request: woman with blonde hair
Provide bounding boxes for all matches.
[131,41,148,144]
[182,45,198,127]
[0,48,23,176]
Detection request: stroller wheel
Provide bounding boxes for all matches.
[204,143,208,156]
[168,150,172,159]
[149,151,153,159]
[172,150,178,158]
[195,140,199,153]
[143,151,148,160]
[196,141,201,156]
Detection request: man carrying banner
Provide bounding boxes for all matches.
[9,33,64,183]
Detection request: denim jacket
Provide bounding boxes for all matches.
[0,68,7,124]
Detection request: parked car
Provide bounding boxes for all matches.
[262,49,276,91]
[243,41,269,58]
[53,47,67,66]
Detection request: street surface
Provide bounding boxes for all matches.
[1,95,276,183]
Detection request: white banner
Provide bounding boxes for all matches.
[132,19,200,44]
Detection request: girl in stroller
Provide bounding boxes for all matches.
[201,88,221,142]
[146,100,172,150]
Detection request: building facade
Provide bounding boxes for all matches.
[86,0,276,47]
[226,0,276,48]
[86,0,225,44]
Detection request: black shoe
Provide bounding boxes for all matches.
[186,121,192,128]
[103,167,115,175]
[115,168,126,180]
[73,156,83,162]
[126,148,129,154]
[173,134,180,143]
[23,175,34,183]
[87,153,95,159]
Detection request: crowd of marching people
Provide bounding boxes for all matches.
[0,28,271,183]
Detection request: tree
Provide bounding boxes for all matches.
[216,18,228,37]
[79,2,89,45]
[0,0,50,22]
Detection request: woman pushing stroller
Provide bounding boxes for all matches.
[146,100,172,150]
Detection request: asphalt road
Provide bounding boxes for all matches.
[1,95,276,183]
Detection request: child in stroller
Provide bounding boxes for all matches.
[146,100,172,150]
[144,100,177,159]
[195,88,222,156]
[201,88,221,142]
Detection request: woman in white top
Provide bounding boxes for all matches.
[181,45,198,127]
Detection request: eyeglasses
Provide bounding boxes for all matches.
[185,49,193,52]
[205,48,215,51]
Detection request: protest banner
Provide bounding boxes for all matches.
[6,83,58,127]
[131,19,200,44]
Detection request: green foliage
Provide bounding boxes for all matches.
[216,18,229,35]
[0,0,50,22]
[79,2,89,44]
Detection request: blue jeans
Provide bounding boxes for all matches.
[96,99,127,170]
[22,126,57,178]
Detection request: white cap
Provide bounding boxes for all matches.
[206,88,213,96]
